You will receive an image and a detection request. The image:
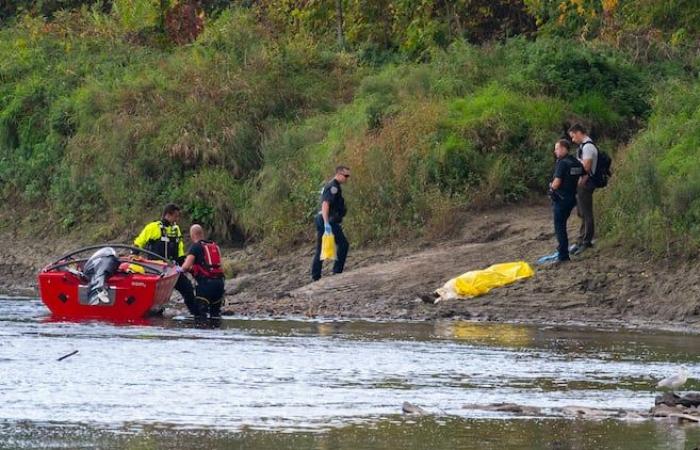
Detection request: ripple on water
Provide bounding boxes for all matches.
[1,297,699,437]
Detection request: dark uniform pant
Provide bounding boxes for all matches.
[195,277,225,318]
[175,273,198,316]
[311,214,349,281]
[576,183,596,246]
[553,197,577,261]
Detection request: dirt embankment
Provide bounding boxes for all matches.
[3,201,700,329]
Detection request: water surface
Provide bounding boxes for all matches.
[1,297,700,449]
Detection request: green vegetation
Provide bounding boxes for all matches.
[250,38,651,246]
[1,1,699,256]
[0,9,358,241]
[600,81,700,256]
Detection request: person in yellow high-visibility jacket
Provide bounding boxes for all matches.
[134,208,186,262]
[134,203,200,317]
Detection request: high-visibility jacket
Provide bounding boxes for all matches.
[133,220,185,262]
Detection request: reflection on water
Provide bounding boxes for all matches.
[433,321,535,347]
[2,297,700,449]
[4,417,700,450]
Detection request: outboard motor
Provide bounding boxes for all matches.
[83,247,120,305]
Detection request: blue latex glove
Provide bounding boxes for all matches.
[175,266,184,274]
[324,222,332,234]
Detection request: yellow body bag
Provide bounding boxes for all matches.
[436,261,534,300]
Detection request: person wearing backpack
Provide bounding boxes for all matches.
[181,224,225,319]
[568,123,599,256]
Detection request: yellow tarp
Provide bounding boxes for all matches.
[436,261,534,300]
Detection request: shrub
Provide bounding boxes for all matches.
[500,37,651,130]
[180,168,248,243]
[112,0,159,31]
[599,80,700,256]
[247,68,579,247]
[0,7,358,242]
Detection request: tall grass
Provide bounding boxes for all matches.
[0,10,653,250]
[599,80,700,257]
[247,39,649,247]
[0,9,358,240]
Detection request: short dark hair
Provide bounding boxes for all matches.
[163,203,181,217]
[556,139,571,150]
[335,165,350,174]
[568,123,587,135]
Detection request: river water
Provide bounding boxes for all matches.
[1,296,700,449]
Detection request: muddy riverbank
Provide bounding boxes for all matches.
[2,201,700,329]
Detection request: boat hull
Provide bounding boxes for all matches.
[38,267,179,321]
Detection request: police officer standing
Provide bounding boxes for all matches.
[133,203,197,316]
[548,140,584,263]
[311,166,350,281]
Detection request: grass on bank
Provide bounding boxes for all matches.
[0,9,358,242]
[600,80,700,257]
[246,38,652,247]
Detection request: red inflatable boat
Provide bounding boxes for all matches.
[38,244,179,321]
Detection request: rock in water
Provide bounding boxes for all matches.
[681,393,700,407]
[655,392,682,406]
[402,402,427,415]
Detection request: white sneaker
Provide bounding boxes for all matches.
[571,243,592,256]
[97,290,110,304]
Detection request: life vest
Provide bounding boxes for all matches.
[145,221,182,261]
[192,240,224,279]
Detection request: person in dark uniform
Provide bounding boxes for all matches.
[181,224,225,319]
[133,203,197,315]
[311,166,351,281]
[548,140,584,262]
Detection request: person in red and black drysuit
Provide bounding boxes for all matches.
[181,224,225,319]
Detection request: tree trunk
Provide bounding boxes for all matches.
[159,0,170,32]
[335,0,346,50]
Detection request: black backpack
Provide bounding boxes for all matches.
[579,141,612,188]
[592,150,612,188]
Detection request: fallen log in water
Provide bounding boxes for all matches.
[462,402,542,416]
[461,403,647,420]
[668,413,700,423]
